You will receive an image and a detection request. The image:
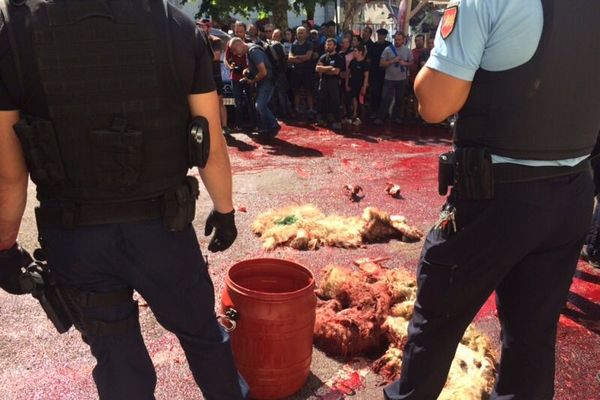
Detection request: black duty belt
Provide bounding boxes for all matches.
[35,198,162,229]
[493,158,591,184]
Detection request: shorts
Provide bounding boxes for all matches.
[292,68,314,92]
[350,80,364,99]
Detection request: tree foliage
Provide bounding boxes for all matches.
[191,0,331,29]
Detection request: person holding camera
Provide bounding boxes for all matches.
[225,21,255,131]
[229,38,280,138]
[0,1,248,399]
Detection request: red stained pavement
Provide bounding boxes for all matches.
[0,122,598,399]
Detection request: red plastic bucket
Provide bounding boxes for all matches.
[221,258,317,400]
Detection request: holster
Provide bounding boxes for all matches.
[188,116,211,169]
[59,286,138,336]
[438,148,494,200]
[13,116,66,186]
[22,251,138,335]
[162,176,200,231]
[20,260,73,334]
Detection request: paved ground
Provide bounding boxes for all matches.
[0,122,598,399]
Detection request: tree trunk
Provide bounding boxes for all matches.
[341,0,364,32]
[272,0,289,29]
[306,3,316,21]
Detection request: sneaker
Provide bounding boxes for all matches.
[341,118,353,125]
[373,118,384,125]
[392,117,403,124]
[315,119,328,127]
[352,117,362,126]
[331,122,342,131]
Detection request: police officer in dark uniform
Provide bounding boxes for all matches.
[383,0,600,399]
[0,0,249,398]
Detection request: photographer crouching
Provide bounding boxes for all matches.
[229,38,281,138]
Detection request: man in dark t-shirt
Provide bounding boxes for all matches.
[288,26,315,115]
[315,38,345,130]
[0,2,248,399]
[225,21,254,130]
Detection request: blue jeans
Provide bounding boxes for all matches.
[39,220,249,400]
[255,79,279,134]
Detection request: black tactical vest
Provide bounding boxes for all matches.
[7,0,190,203]
[455,0,600,160]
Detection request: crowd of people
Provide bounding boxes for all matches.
[197,18,435,137]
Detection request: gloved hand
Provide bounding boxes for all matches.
[204,209,237,252]
[0,243,33,295]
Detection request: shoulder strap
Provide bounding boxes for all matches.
[388,43,398,56]
[0,0,25,102]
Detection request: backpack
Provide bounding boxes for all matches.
[263,41,287,76]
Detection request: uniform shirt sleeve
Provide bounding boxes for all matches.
[190,28,216,94]
[426,0,543,81]
[0,15,19,110]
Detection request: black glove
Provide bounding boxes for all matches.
[204,209,237,252]
[0,243,33,295]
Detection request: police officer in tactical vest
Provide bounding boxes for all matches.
[383,0,600,399]
[0,0,248,398]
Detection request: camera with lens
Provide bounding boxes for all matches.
[243,69,256,80]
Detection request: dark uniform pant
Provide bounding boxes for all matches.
[384,171,593,400]
[39,220,249,400]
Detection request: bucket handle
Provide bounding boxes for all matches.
[218,308,239,332]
